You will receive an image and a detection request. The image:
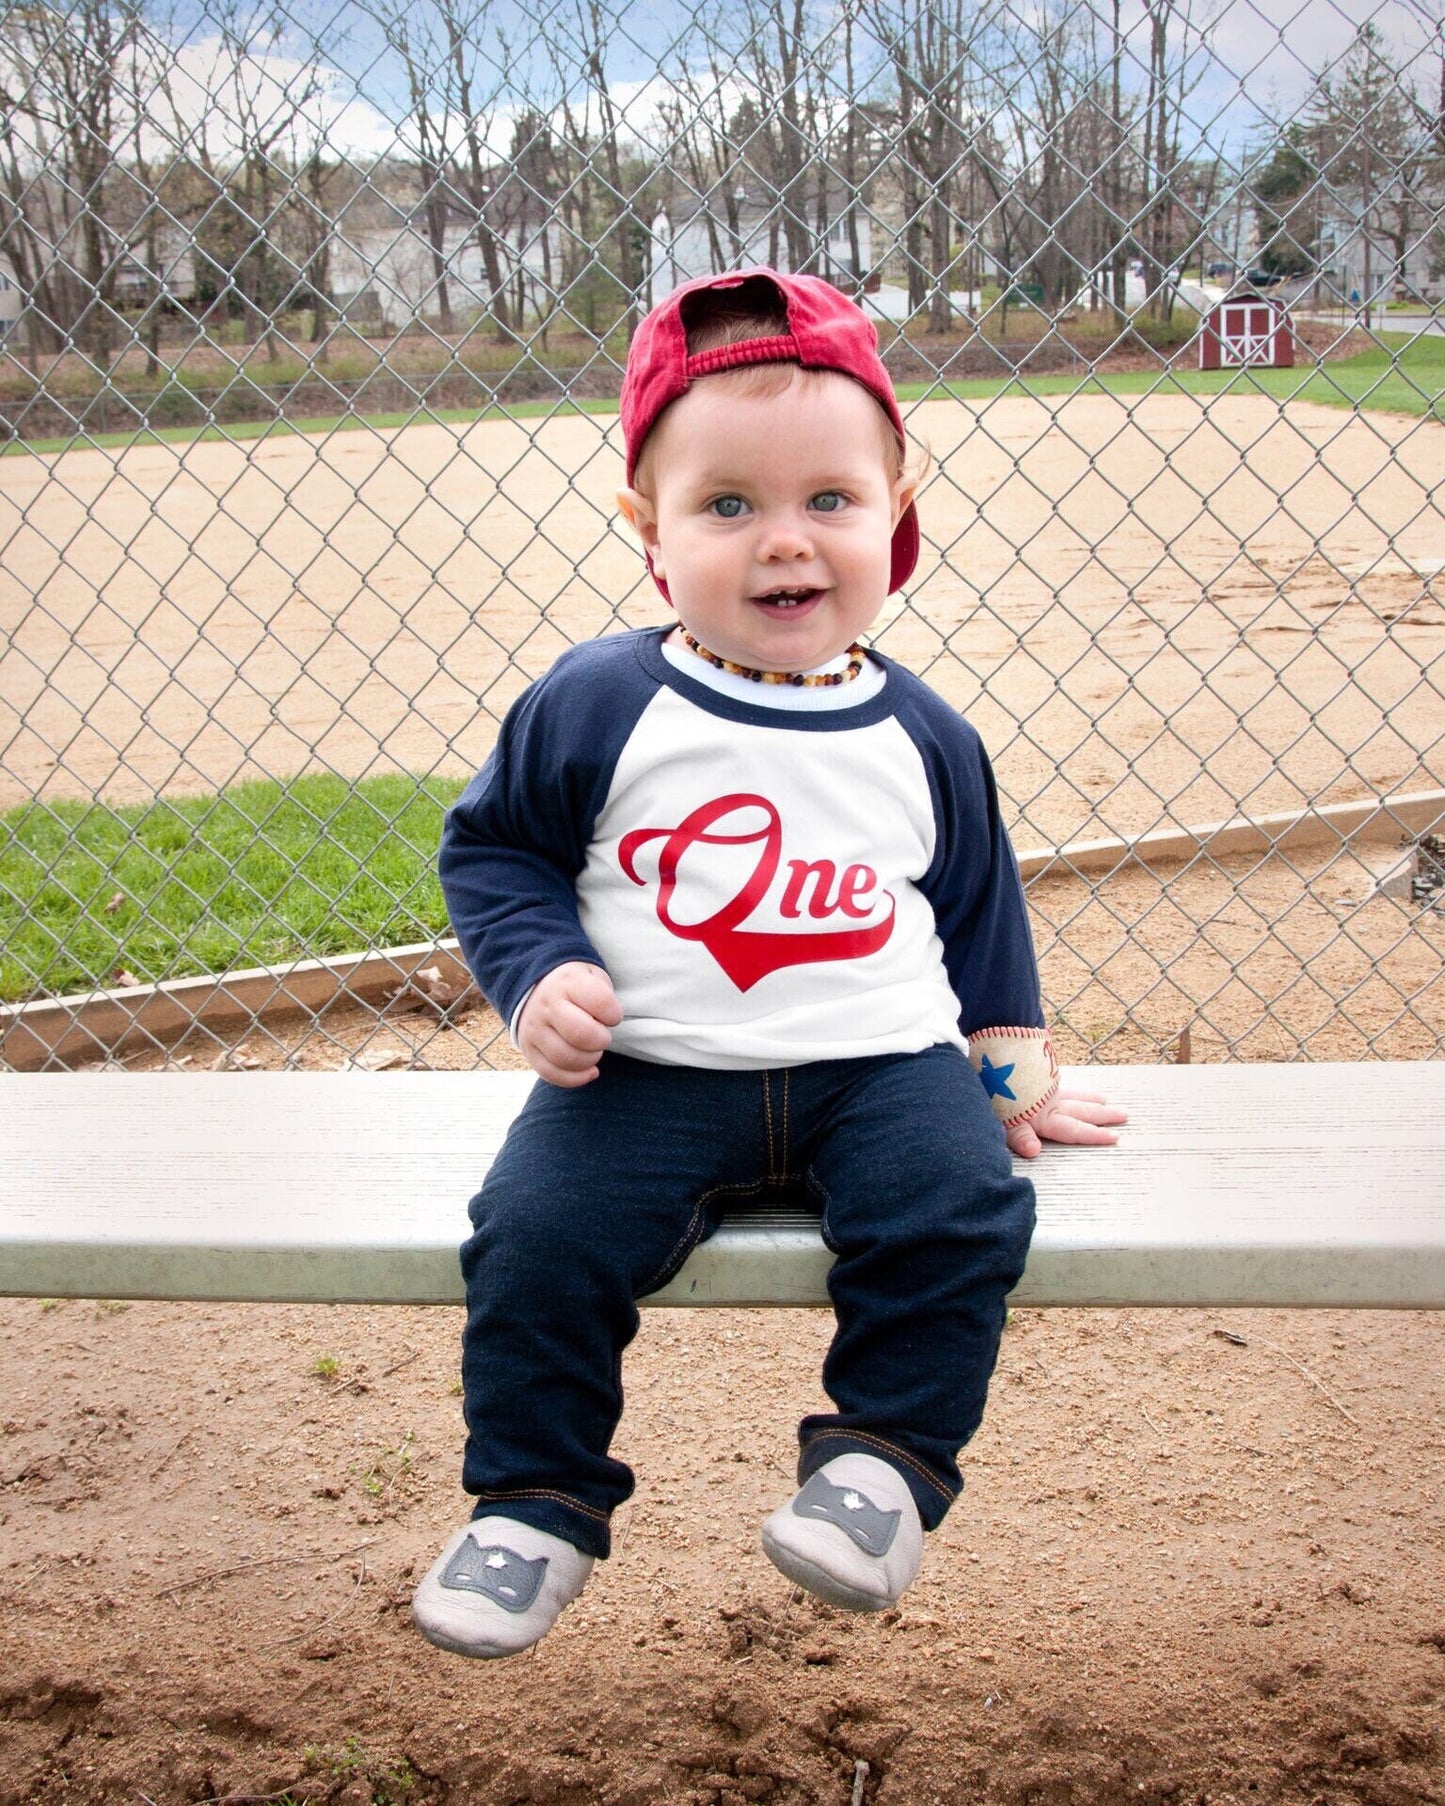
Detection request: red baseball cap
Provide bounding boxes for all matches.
[620,268,919,598]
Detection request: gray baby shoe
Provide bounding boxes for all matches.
[411,1516,593,1658]
[761,1452,923,1611]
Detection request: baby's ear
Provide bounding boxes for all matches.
[891,474,918,525]
[617,488,663,570]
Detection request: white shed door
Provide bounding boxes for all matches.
[1220,302,1274,366]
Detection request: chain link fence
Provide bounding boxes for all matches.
[2,0,1443,1072]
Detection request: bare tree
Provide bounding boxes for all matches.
[1135,0,1211,321]
[1305,22,1440,312]
[829,10,908,292]
[494,110,562,337]
[445,0,518,342]
[289,148,348,349]
[0,0,145,359]
[121,11,184,375]
[652,19,755,273]
[735,0,826,276]
[370,0,459,330]
[650,0,861,287]
[994,1,1108,311]
[544,0,656,338]
[190,3,330,357]
[863,0,1002,329]
[354,0,517,340]
[652,88,733,274]
[1106,0,1130,324]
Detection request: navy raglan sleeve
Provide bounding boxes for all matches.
[906,691,1045,1037]
[438,638,651,1031]
[899,677,1062,1124]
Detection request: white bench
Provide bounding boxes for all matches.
[2,1063,1443,1310]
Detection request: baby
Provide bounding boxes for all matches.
[413,268,1124,1660]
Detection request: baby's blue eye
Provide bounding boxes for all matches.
[710,495,745,518]
[811,491,845,513]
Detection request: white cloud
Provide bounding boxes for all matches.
[141,33,399,163]
[1200,0,1436,123]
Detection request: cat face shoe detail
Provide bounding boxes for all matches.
[411,1517,594,1658]
[761,1452,923,1611]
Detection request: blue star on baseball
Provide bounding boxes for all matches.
[978,1054,1017,1101]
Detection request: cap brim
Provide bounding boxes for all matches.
[890,502,920,594]
[645,547,672,605]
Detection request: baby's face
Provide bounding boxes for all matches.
[621,370,912,674]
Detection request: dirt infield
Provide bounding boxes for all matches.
[3,393,1442,842]
[2,1291,1442,1805]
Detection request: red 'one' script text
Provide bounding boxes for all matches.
[619,793,895,991]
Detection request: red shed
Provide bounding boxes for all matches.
[1199,287,1295,370]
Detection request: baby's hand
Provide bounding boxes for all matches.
[1005,1090,1127,1160]
[517,962,623,1088]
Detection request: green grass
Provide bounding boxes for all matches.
[0,396,621,457]
[7,332,1445,456]
[898,330,1445,418]
[0,771,463,1003]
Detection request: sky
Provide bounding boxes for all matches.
[102,0,1445,170]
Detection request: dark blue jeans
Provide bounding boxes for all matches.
[458,1046,1035,1558]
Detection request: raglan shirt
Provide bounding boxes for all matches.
[440,628,1059,1124]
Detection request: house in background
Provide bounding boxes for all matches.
[646,188,874,305]
[0,254,22,340]
[1312,192,1443,307]
[112,237,198,309]
[327,166,558,331]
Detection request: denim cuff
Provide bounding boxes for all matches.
[470,1489,612,1560]
[797,1430,958,1533]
